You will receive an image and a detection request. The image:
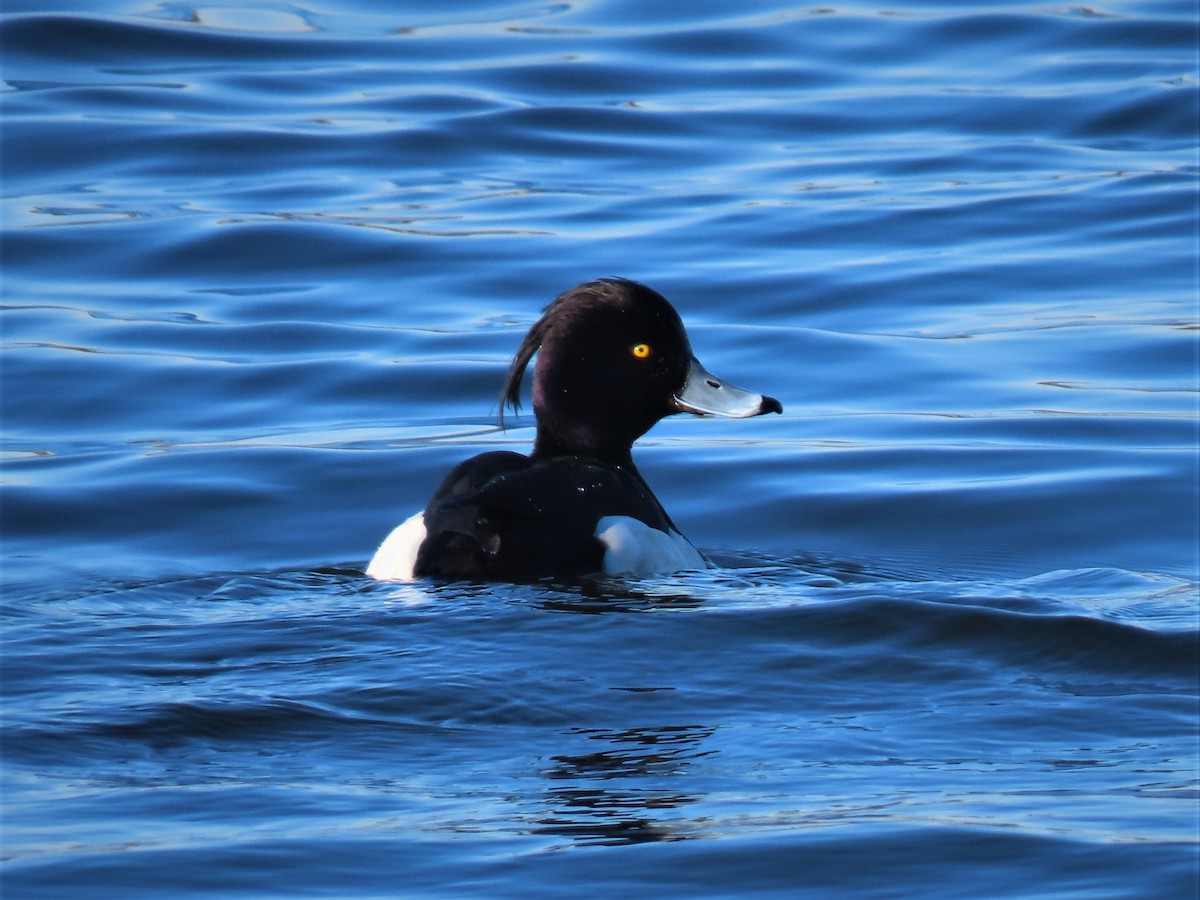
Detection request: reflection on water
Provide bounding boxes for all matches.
[535,725,716,845]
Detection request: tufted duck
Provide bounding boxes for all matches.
[366,277,781,581]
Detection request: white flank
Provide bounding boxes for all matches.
[365,511,426,581]
[594,515,706,576]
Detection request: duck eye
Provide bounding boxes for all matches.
[631,343,652,360]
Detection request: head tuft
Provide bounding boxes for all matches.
[498,278,656,428]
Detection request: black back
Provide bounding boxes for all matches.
[414,452,674,580]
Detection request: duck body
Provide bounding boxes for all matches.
[366,278,781,582]
[367,452,703,581]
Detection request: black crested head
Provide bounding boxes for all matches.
[500,277,782,465]
[501,278,691,463]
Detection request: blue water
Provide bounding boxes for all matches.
[3,1,1198,896]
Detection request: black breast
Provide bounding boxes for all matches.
[414,451,673,580]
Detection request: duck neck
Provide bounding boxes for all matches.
[532,427,635,469]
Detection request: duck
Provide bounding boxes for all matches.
[366,277,782,582]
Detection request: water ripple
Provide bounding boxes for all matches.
[3,2,1196,896]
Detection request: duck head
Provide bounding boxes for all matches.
[502,278,782,464]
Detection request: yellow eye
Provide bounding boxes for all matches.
[631,343,652,359]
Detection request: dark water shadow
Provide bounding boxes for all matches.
[530,724,717,846]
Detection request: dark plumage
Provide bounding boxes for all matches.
[367,278,781,582]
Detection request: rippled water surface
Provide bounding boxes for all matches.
[3,1,1198,897]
